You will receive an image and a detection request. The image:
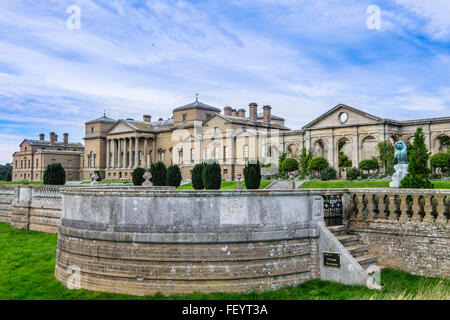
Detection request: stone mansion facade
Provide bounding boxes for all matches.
[11,100,450,181]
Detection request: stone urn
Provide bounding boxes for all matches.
[90,172,100,185]
[236,174,243,190]
[142,171,153,187]
[288,172,295,189]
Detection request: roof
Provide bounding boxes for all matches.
[211,114,289,130]
[85,115,116,125]
[122,118,174,132]
[173,100,221,113]
[257,112,285,121]
[22,139,84,148]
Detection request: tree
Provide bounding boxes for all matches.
[320,166,337,181]
[150,161,167,186]
[359,159,379,174]
[244,161,261,189]
[377,141,395,175]
[278,152,287,178]
[430,152,449,176]
[43,163,66,185]
[167,165,182,187]
[0,163,12,181]
[203,162,221,189]
[5,172,12,182]
[346,167,360,181]
[299,148,313,178]
[132,167,146,186]
[337,140,352,168]
[400,127,433,189]
[192,163,205,190]
[308,157,329,177]
[281,158,298,173]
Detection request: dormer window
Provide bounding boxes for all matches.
[206,113,212,121]
[91,127,94,135]
[183,114,187,123]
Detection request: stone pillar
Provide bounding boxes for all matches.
[123,138,127,169]
[128,138,133,169]
[152,139,157,164]
[352,129,359,168]
[117,139,121,169]
[144,138,148,168]
[106,139,110,169]
[135,137,139,168]
[328,132,335,168]
[112,139,116,168]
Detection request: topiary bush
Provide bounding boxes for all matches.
[308,157,329,177]
[4,172,11,182]
[430,152,449,176]
[244,161,261,189]
[346,167,360,181]
[43,163,66,185]
[167,165,182,188]
[150,161,167,186]
[132,167,146,186]
[359,159,379,174]
[192,163,205,190]
[203,162,221,190]
[400,127,433,189]
[320,166,337,181]
[281,158,299,174]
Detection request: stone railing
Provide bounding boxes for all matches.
[348,188,449,224]
[32,186,62,201]
[347,188,449,277]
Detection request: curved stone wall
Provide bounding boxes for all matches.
[55,187,322,296]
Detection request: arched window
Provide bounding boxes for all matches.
[89,151,95,168]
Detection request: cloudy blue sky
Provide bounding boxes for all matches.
[0,0,449,164]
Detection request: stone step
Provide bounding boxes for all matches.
[336,234,360,247]
[356,254,378,270]
[346,244,369,258]
[327,225,347,236]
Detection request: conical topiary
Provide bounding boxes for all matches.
[167,165,182,188]
[203,162,221,190]
[243,161,261,189]
[150,161,167,186]
[192,163,205,190]
[43,163,66,185]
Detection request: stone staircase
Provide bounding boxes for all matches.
[328,225,378,271]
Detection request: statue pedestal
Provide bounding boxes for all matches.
[389,164,408,188]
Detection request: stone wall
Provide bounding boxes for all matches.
[0,186,16,223]
[9,185,62,234]
[348,189,449,277]
[55,187,324,295]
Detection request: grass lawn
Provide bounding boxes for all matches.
[0,181,43,185]
[177,180,273,190]
[0,222,448,300]
[301,180,450,189]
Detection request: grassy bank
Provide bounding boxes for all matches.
[0,222,448,300]
[301,180,450,189]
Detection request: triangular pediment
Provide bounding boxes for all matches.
[303,104,383,129]
[107,120,137,135]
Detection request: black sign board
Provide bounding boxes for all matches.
[323,252,341,268]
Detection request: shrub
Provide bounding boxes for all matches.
[359,159,379,174]
[203,162,221,190]
[4,172,11,182]
[281,158,298,173]
[167,165,182,188]
[400,127,433,189]
[150,161,167,186]
[320,166,337,181]
[132,167,146,186]
[192,163,205,190]
[278,152,287,177]
[308,157,329,177]
[377,141,395,175]
[299,148,313,178]
[43,163,66,185]
[346,167,360,180]
[430,152,449,175]
[244,161,261,189]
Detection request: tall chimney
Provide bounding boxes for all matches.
[231,109,238,117]
[224,106,232,116]
[50,132,56,145]
[143,115,152,122]
[55,135,58,142]
[39,133,45,141]
[249,103,258,122]
[263,105,272,127]
[63,133,69,145]
[238,109,246,118]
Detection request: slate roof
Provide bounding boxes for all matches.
[173,100,221,113]
[24,140,84,148]
[122,118,174,132]
[215,114,289,130]
[257,113,285,121]
[85,115,116,125]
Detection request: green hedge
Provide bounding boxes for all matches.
[150,162,167,186]
[132,168,146,186]
[243,161,261,189]
[43,163,66,185]
[203,162,221,190]
[167,165,182,188]
[192,163,205,190]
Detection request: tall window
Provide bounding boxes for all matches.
[243,145,249,162]
[178,150,183,165]
[52,159,56,164]
[214,147,219,160]
[89,151,94,168]
[36,159,39,168]
[183,114,187,123]
[160,152,165,162]
[20,160,23,168]
[139,151,142,166]
[214,127,219,136]
[190,148,195,163]
[150,150,153,164]
[205,148,210,160]
[68,160,72,169]
[28,160,30,168]
[223,146,229,162]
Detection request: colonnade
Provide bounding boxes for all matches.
[106,137,156,169]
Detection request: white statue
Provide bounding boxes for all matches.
[389,141,408,188]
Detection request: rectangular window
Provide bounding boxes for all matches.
[243,145,249,162]
[139,152,142,166]
[160,152,165,162]
[68,160,72,168]
[205,148,210,160]
[28,160,30,168]
[183,114,187,123]
[36,159,39,168]
[150,150,153,164]
[21,160,23,168]
[223,146,229,162]
[15,160,17,168]
[52,159,56,164]
[206,113,212,120]
[178,150,183,165]
[214,127,219,136]
[214,147,219,160]
[190,148,195,163]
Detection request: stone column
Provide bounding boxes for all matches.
[152,139,157,164]
[328,132,335,168]
[135,137,139,168]
[112,139,116,168]
[117,139,121,169]
[352,129,359,168]
[123,138,127,169]
[144,138,148,168]
[106,139,110,169]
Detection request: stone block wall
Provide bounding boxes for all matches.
[0,186,15,223]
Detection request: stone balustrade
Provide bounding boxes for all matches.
[348,188,449,224]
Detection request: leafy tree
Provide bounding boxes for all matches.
[377,141,395,175]
[278,152,287,178]
[244,161,261,189]
[299,148,313,178]
[400,127,433,189]
[191,163,205,190]
[132,167,146,186]
[5,172,12,182]
[203,162,221,190]
[281,158,298,173]
[167,165,182,187]
[337,140,352,168]
[320,166,337,181]
[150,161,167,186]
[346,167,360,181]
[430,152,449,176]
[308,157,329,177]
[43,163,66,185]
[359,159,379,174]
[0,163,12,181]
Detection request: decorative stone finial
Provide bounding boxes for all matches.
[90,172,99,185]
[142,171,153,187]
